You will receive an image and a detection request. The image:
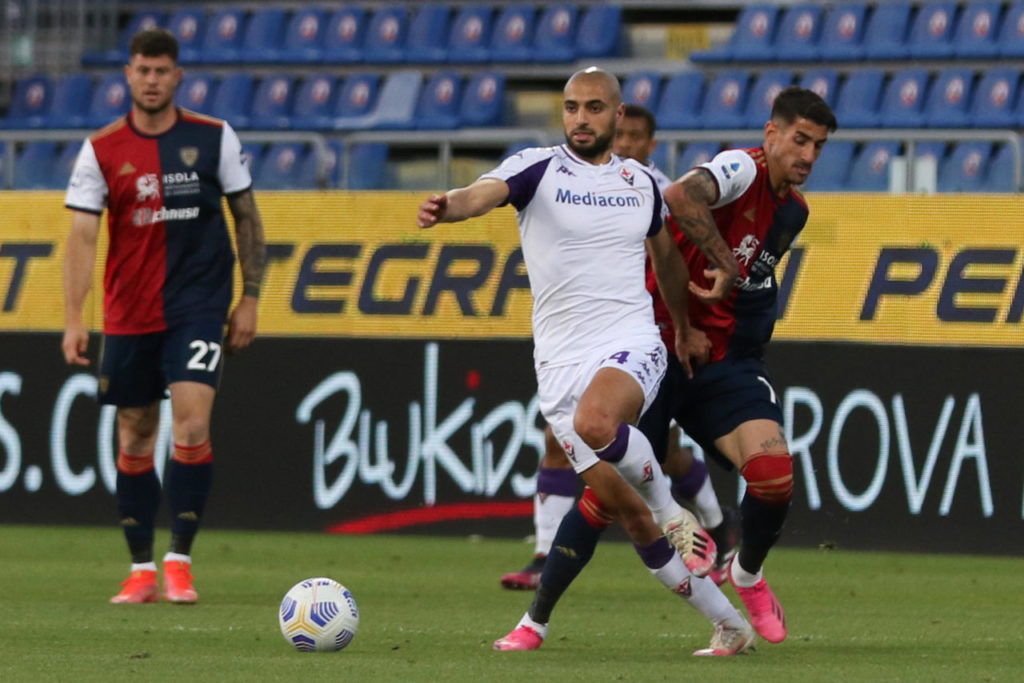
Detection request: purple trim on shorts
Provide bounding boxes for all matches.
[634,536,675,569]
[537,467,577,497]
[595,422,630,464]
[672,458,709,500]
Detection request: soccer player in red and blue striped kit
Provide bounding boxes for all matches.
[62,28,266,605]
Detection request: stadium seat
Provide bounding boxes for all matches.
[363,5,409,63]
[209,72,254,129]
[621,71,662,111]
[862,1,912,60]
[691,4,778,62]
[677,142,721,173]
[295,139,341,189]
[654,71,704,130]
[332,73,380,121]
[256,143,309,190]
[490,4,536,62]
[447,4,493,63]
[55,142,81,186]
[743,69,793,128]
[416,71,463,129]
[241,142,265,181]
[923,68,974,128]
[818,2,868,61]
[239,8,287,64]
[848,141,901,191]
[406,3,451,63]
[198,7,246,63]
[970,67,1020,128]
[912,140,947,166]
[167,8,205,64]
[279,7,328,63]
[14,141,61,189]
[798,68,839,108]
[174,71,217,115]
[575,5,622,59]
[82,8,165,66]
[700,70,750,129]
[342,143,389,190]
[333,70,421,130]
[502,140,537,159]
[649,142,671,176]
[953,1,1002,58]
[997,1,1024,57]
[323,6,367,64]
[907,1,958,59]
[802,140,854,191]
[0,74,54,129]
[773,4,823,61]
[532,4,578,62]
[290,75,339,130]
[984,143,1017,192]
[833,69,885,128]
[878,68,930,129]
[86,73,130,128]
[45,74,92,128]
[938,141,992,192]
[459,71,506,127]
[249,76,296,130]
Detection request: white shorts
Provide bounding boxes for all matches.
[536,337,667,473]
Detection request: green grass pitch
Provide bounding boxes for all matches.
[0,524,1020,682]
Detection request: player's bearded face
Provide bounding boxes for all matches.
[565,127,614,160]
[767,116,830,186]
[125,54,182,115]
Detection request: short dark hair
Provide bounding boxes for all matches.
[128,28,179,62]
[622,104,657,137]
[770,86,838,133]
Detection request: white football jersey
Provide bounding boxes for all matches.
[481,145,666,368]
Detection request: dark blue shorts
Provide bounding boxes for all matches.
[638,354,783,471]
[97,320,226,407]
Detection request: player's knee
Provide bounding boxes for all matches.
[172,416,211,446]
[577,487,613,530]
[572,409,618,451]
[741,452,793,504]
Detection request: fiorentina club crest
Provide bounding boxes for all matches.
[562,439,577,464]
[674,577,692,597]
[641,460,654,483]
[619,166,635,185]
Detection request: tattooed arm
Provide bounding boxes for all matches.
[225,189,266,352]
[662,169,739,305]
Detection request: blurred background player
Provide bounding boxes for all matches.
[62,28,266,604]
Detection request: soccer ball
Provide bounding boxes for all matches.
[278,577,359,652]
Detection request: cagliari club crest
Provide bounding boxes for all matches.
[180,147,199,167]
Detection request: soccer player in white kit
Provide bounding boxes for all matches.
[417,68,754,656]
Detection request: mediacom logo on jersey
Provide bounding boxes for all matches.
[554,188,642,207]
[131,206,200,226]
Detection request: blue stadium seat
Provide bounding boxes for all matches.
[447,5,493,63]
[82,9,165,66]
[773,4,823,61]
[199,8,246,63]
[363,5,409,63]
[912,141,947,167]
[575,5,622,59]
[743,69,793,128]
[818,3,868,61]
[798,68,839,108]
[879,68,930,129]
[241,142,264,181]
[416,71,463,129]
[649,142,671,177]
[290,75,338,130]
[502,140,537,159]
[342,143,389,190]
[55,142,80,187]
[167,8,205,64]
[256,143,309,190]
[323,6,366,64]
[279,7,328,63]
[621,71,662,111]
[802,140,855,191]
[848,141,900,191]
[923,68,974,128]
[249,75,296,130]
[45,74,92,128]
[677,142,721,173]
[997,1,1024,57]
[984,143,1017,192]
[833,69,885,128]
[862,1,912,60]
[406,4,451,63]
[490,4,536,62]
[532,4,578,62]
[459,71,506,127]
[295,140,341,188]
[907,1,958,59]
[691,4,778,62]
[333,70,421,130]
[332,73,380,120]
[15,141,62,189]
[209,72,254,129]
[86,74,130,128]
[239,8,286,64]
[970,67,1020,128]
[174,71,217,115]
[700,70,750,129]
[654,71,704,130]
[0,74,54,129]
[953,1,1002,58]
[938,141,992,192]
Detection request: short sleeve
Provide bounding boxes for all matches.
[698,149,757,209]
[217,121,252,195]
[64,139,107,214]
[480,146,555,211]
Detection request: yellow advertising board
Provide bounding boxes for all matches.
[2,192,1022,348]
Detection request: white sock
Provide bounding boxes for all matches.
[649,553,741,625]
[693,477,724,530]
[516,612,549,638]
[729,555,763,588]
[534,493,575,556]
[163,552,191,564]
[131,561,157,572]
[609,425,685,528]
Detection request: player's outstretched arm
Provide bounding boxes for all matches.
[647,225,704,377]
[663,170,739,305]
[226,189,265,353]
[62,210,101,366]
[416,178,510,228]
